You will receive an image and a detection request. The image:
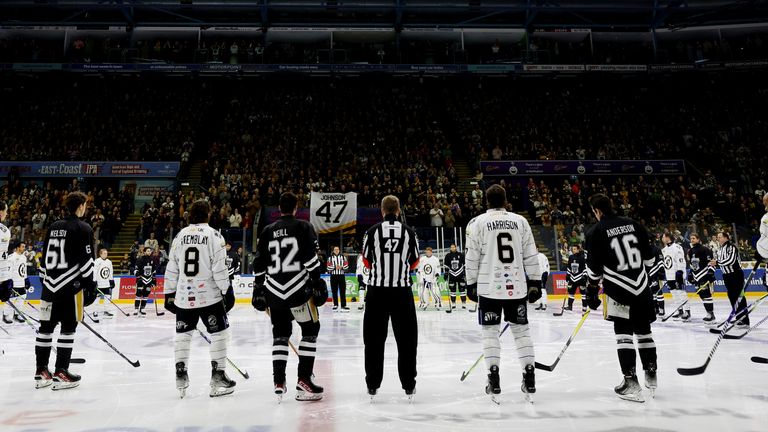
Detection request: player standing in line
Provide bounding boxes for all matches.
[647,239,666,317]
[225,241,241,284]
[164,200,236,398]
[465,185,541,403]
[534,252,550,311]
[252,192,326,401]
[91,248,115,320]
[134,247,157,317]
[565,244,588,313]
[417,247,441,310]
[3,241,28,324]
[686,234,716,322]
[661,232,688,321]
[444,244,467,313]
[584,194,657,403]
[0,202,13,321]
[35,192,97,390]
[356,253,370,311]
[711,231,749,327]
[757,193,768,287]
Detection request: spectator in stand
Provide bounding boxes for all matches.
[144,232,158,252]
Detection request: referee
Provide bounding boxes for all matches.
[326,246,349,311]
[711,231,749,327]
[361,195,420,400]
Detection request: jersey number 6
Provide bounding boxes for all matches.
[496,233,515,264]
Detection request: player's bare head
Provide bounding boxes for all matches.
[11,240,24,253]
[716,231,730,245]
[425,246,433,256]
[571,244,581,253]
[0,200,7,222]
[662,232,673,245]
[189,199,211,224]
[64,192,87,217]
[450,244,457,252]
[589,193,614,220]
[279,192,298,215]
[486,184,507,209]
[226,242,232,251]
[381,195,400,217]
[690,233,700,245]
[99,248,108,258]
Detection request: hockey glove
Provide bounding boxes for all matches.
[686,272,695,284]
[164,293,179,314]
[526,279,543,304]
[252,285,268,311]
[675,270,684,287]
[224,286,235,313]
[754,250,764,264]
[313,278,329,307]
[83,288,98,307]
[24,278,31,290]
[585,282,602,311]
[0,279,11,302]
[466,282,478,303]
[109,280,115,290]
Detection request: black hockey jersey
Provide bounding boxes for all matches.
[226,250,241,280]
[567,251,587,285]
[135,255,157,286]
[647,244,665,283]
[585,215,655,305]
[687,243,714,285]
[41,216,96,302]
[444,251,465,281]
[254,215,321,308]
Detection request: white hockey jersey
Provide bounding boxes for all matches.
[418,255,441,284]
[0,223,10,282]
[662,243,687,281]
[93,257,114,289]
[356,254,370,286]
[165,223,230,309]
[758,212,768,260]
[9,252,27,288]
[465,209,540,300]
[537,253,550,275]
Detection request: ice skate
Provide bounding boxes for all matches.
[703,312,716,323]
[275,381,286,403]
[2,315,12,324]
[522,364,536,403]
[35,366,53,389]
[176,362,189,399]
[368,388,377,403]
[332,305,338,312]
[486,365,501,405]
[672,309,683,321]
[681,310,691,322]
[644,364,657,399]
[614,373,644,403]
[341,306,350,313]
[405,387,416,403]
[13,313,25,323]
[209,361,235,397]
[52,368,81,391]
[296,376,323,401]
[103,310,114,318]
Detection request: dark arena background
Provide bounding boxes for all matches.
[1,1,767,431]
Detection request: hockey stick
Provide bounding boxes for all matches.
[677,262,759,376]
[751,356,768,364]
[195,328,250,379]
[80,320,140,367]
[460,323,511,381]
[6,301,85,364]
[153,286,165,317]
[0,323,10,336]
[96,288,130,317]
[552,296,568,317]
[660,285,706,322]
[723,314,768,340]
[535,309,591,372]
[710,292,768,333]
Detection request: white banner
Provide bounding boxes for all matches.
[310,192,357,234]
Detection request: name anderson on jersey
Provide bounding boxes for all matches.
[606,224,635,237]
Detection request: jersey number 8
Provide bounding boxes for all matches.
[184,247,199,276]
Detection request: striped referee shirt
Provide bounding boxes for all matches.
[326,253,348,275]
[361,215,420,288]
[715,241,740,274]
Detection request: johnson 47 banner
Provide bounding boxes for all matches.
[309,192,357,234]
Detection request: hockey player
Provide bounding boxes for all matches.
[711,231,748,327]
[36,192,97,390]
[92,248,115,320]
[757,193,768,284]
[356,253,370,311]
[465,185,541,403]
[661,232,687,320]
[252,192,326,401]
[3,241,29,324]
[534,252,550,311]
[0,202,12,318]
[225,242,241,283]
[444,244,467,313]
[134,247,157,316]
[686,234,716,322]
[417,247,441,310]
[164,199,236,398]
[584,193,657,403]
[647,240,666,316]
[565,244,588,313]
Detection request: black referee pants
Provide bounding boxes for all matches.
[330,275,346,307]
[724,271,749,325]
[364,285,417,391]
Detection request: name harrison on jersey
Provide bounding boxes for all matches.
[486,220,519,231]
[180,235,209,245]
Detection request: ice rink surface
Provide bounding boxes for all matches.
[1,297,766,432]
